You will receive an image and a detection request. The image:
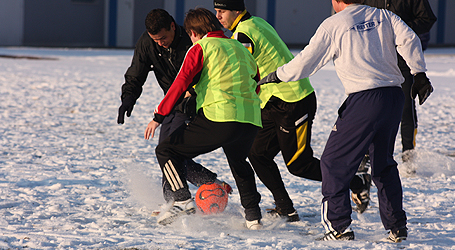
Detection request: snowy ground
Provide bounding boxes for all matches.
[0,46,454,249]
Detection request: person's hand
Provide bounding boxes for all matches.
[257,71,281,86]
[184,90,192,98]
[117,96,136,124]
[144,120,161,140]
[412,72,433,105]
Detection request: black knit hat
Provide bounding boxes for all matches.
[213,0,245,11]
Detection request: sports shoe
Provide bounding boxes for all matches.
[157,198,196,225]
[215,179,233,194]
[358,153,371,172]
[351,172,372,213]
[402,150,417,175]
[266,207,300,222]
[245,219,263,230]
[316,227,355,241]
[387,227,407,243]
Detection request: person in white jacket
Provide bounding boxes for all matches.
[258,0,433,242]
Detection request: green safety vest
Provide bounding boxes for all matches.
[234,16,314,108]
[194,37,262,127]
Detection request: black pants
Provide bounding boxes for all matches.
[398,56,418,152]
[155,110,262,221]
[248,93,320,214]
[159,111,217,202]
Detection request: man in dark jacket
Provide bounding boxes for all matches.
[359,0,436,163]
[117,9,231,203]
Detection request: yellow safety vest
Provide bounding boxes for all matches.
[195,37,262,127]
[234,16,314,108]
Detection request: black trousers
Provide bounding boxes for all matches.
[159,111,217,202]
[155,110,262,221]
[398,56,418,152]
[248,93,320,214]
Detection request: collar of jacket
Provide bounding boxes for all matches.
[203,30,228,39]
[168,24,184,50]
[229,10,251,32]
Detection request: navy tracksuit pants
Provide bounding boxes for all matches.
[321,87,407,232]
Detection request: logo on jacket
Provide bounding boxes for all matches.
[350,20,381,32]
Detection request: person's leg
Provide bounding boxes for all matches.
[369,88,407,231]
[156,111,261,219]
[159,113,182,202]
[223,123,262,221]
[277,92,321,181]
[320,88,394,234]
[156,113,223,202]
[159,112,218,202]
[249,100,294,214]
[399,61,418,155]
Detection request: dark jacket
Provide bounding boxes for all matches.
[360,0,437,35]
[361,0,437,70]
[121,24,193,111]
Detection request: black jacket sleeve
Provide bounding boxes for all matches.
[405,0,437,35]
[361,0,437,35]
[121,32,153,101]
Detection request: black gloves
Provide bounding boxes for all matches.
[257,71,281,86]
[412,72,433,105]
[117,95,136,124]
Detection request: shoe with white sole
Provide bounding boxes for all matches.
[316,226,355,241]
[157,198,196,225]
[387,227,407,243]
[245,219,263,230]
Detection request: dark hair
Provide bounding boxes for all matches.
[145,9,174,35]
[335,0,361,3]
[184,8,223,37]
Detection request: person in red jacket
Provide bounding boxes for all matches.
[145,8,263,229]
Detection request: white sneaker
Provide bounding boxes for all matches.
[245,219,263,230]
[157,199,196,225]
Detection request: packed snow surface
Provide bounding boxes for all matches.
[1,47,454,249]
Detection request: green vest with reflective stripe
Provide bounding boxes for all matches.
[194,37,262,127]
[234,16,314,108]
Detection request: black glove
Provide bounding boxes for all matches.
[117,95,136,124]
[412,72,433,105]
[257,71,281,86]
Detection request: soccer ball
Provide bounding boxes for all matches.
[195,182,228,215]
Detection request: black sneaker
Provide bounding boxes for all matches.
[266,207,300,222]
[316,227,355,241]
[388,227,407,243]
[351,172,372,213]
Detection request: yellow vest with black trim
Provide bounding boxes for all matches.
[234,16,314,108]
[194,37,262,127]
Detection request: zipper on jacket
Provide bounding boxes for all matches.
[167,47,177,72]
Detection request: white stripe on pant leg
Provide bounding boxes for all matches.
[163,164,177,191]
[321,200,336,233]
[167,160,184,189]
[295,113,308,127]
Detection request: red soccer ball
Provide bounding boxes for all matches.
[195,182,228,215]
